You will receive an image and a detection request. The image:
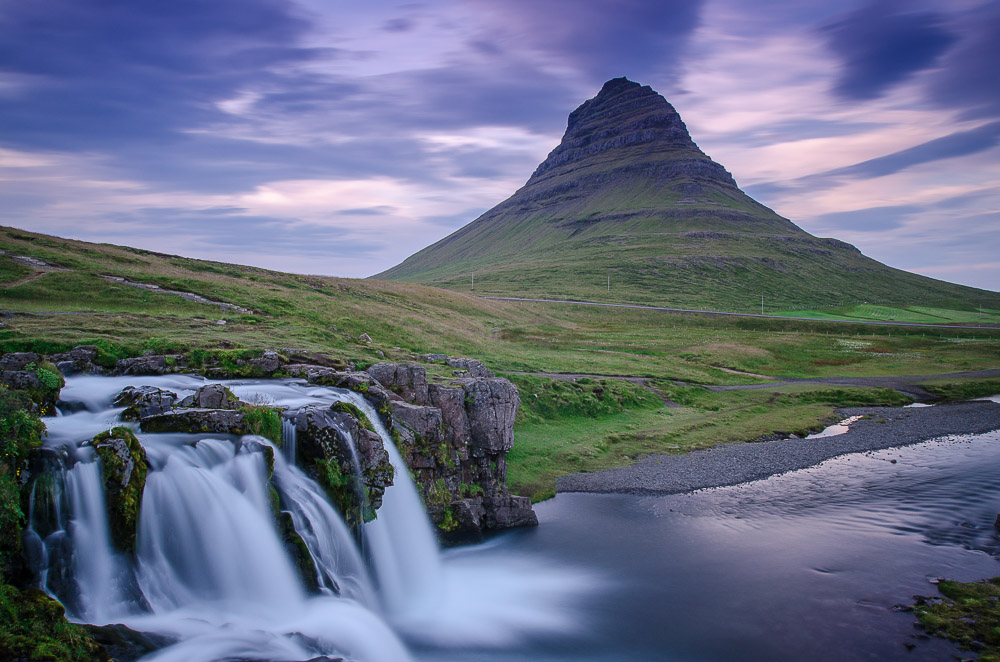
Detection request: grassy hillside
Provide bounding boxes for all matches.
[3,226,999,501]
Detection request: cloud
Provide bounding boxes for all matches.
[822,0,956,100]
[457,0,704,84]
[813,205,920,232]
[924,1,1000,119]
[825,121,1000,178]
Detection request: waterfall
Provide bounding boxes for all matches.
[337,391,444,619]
[281,417,297,464]
[25,373,588,661]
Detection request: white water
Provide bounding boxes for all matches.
[33,374,595,661]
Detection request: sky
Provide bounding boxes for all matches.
[0,0,998,291]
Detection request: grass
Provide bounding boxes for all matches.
[774,304,1000,325]
[2,225,999,500]
[507,377,913,500]
[919,378,1000,401]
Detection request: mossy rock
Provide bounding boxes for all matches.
[92,427,147,553]
[331,401,374,432]
[0,584,109,661]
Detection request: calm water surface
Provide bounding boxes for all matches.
[419,432,1000,662]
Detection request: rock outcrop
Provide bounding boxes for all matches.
[138,385,249,435]
[92,427,147,553]
[365,361,537,541]
[290,404,393,525]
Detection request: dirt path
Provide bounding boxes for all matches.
[2,270,52,288]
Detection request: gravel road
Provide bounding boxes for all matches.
[556,399,1000,495]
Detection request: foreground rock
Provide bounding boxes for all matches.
[365,361,537,541]
[92,427,148,553]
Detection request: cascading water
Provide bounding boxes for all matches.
[28,374,593,662]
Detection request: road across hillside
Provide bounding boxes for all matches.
[481,296,1000,330]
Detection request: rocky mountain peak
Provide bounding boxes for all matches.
[528,76,708,184]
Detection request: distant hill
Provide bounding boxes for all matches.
[376,77,998,313]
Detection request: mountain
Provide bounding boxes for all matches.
[376,77,998,313]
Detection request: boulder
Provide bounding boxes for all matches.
[387,401,443,449]
[114,386,178,421]
[140,408,246,435]
[115,354,169,376]
[446,358,495,378]
[92,427,147,552]
[178,384,243,409]
[428,384,472,453]
[48,345,103,375]
[248,350,281,375]
[0,352,40,371]
[367,363,429,405]
[420,353,448,362]
[0,369,41,392]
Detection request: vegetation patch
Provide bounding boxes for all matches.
[0,585,109,661]
[914,577,1000,661]
[921,379,1000,402]
[331,401,375,432]
[240,405,283,445]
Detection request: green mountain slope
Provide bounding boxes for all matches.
[376,77,999,313]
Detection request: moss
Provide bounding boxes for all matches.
[914,577,1000,661]
[0,389,44,573]
[0,585,108,661]
[276,511,319,593]
[313,458,366,527]
[241,406,282,445]
[92,427,147,553]
[331,401,375,432]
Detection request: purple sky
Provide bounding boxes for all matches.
[1,0,998,291]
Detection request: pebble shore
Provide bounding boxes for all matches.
[556,400,1000,495]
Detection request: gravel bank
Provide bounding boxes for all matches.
[556,400,1000,495]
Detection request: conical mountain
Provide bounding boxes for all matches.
[377,78,997,312]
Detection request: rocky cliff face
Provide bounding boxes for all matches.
[364,360,536,541]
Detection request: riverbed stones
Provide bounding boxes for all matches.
[114,385,177,421]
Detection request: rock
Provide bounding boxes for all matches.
[48,345,103,375]
[178,384,243,409]
[292,404,394,524]
[994,513,1000,530]
[482,495,538,529]
[0,368,41,391]
[388,401,444,451]
[114,386,178,421]
[248,350,281,375]
[367,363,429,405]
[92,427,147,553]
[115,354,169,376]
[82,623,174,662]
[428,384,472,455]
[0,351,40,371]
[446,357,495,378]
[359,333,373,344]
[462,378,520,455]
[140,408,246,435]
[420,353,448,362]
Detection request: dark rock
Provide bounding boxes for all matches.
[0,368,41,391]
[116,354,169,375]
[462,378,519,454]
[428,384,472,455]
[387,401,443,449]
[114,385,178,421]
[82,623,175,662]
[140,408,246,435]
[292,404,394,524]
[994,513,1000,530]
[359,333,373,344]
[0,351,40,371]
[367,363,429,405]
[48,345,103,375]
[482,494,538,528]
[92,427,147,553]
[178,384,243,409]
[248,350,282,375]
[445,358,494,378]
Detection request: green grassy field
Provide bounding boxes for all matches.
[774,304,1000,325]
[3,226,999,500]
